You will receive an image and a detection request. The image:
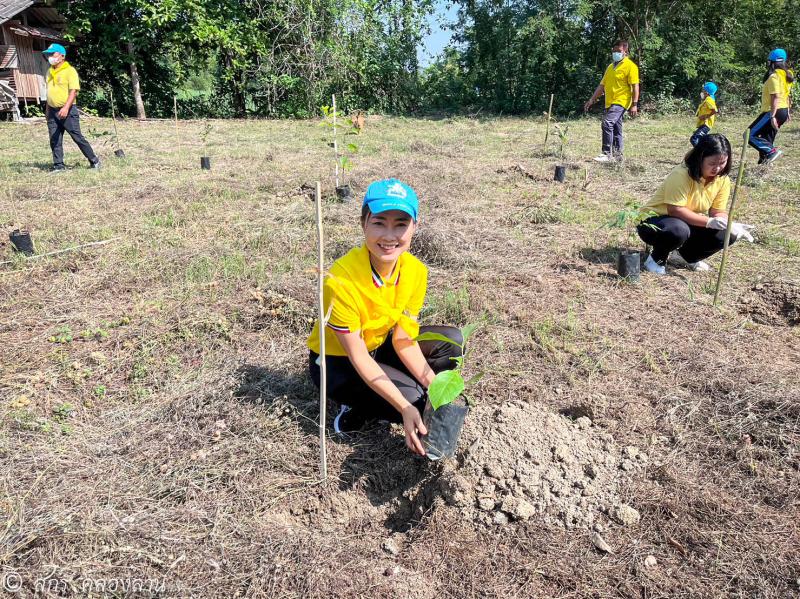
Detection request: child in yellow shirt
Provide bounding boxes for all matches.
[748,48,793,164]
[690,82,718,147]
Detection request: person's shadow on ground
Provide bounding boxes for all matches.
[233,363,444,532]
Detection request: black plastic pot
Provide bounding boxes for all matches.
[200,157,211,170]
[9,229,34,256]
[617,250,641,282]
[554,165,566,182]
[422,398,469,461]
[335,185,352,201]
[114,149,125,158]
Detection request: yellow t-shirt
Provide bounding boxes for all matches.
[46,61,80,108]
[643,165,731,216]
[307,244,428,356]
[601,57,640,109]
[761,72,788,112]
[777,69,794,106]
[695,96,717,128]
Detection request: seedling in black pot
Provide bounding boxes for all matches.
[9,229,35,256]
[607,200,658,282]
[200,120,212,170]
[552,121,569,182]
[414,323,483,461]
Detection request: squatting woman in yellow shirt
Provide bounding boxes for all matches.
[307,179,462,455]
[637,135,754,275]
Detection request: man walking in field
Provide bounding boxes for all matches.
[584,40,640,162]
[42,43,100,172]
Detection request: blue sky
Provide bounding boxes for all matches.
[418,1,460,67]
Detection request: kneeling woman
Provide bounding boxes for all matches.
[638,134,753,274]
[307,179,461,455]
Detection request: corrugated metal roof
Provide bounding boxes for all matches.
[0,1,35,26]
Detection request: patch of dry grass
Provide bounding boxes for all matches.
[1,112,799,597]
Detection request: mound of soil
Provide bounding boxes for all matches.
[740,281,800,326]
[434,401,643,529]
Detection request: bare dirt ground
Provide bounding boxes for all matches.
[1,112,799,598]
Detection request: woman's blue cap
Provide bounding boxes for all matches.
[769,48,787,62]
[363,179,418,221]
[42,43,67,56]
[703,82,718,98]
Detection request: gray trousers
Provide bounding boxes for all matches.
[46,105,98,168]
[601,104,626,156]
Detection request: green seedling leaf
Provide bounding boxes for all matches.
[414,332,462,347]
[346,143,359,153]
[428,369,465,410]
[460,322,481,344]
[449,355,464,369]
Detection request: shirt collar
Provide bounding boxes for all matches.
[51,61,70,73]
[360,245,401,288]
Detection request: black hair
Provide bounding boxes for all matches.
[684,134,732,181]
[613,40,629,51]
[360,205,370,223]
[764,60,795,84]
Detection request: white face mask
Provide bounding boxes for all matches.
[612,51,624,63]
[47,55,60,66]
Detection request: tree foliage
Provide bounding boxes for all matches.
[56,0,799,117]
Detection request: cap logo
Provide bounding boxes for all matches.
[386,182,407,199]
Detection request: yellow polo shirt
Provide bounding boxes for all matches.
[601,57,640,109]
[307,244,428,356]
[643,165,730,216]
[695,96,717,128]
[761,72,788,112]
[46,61,80,108]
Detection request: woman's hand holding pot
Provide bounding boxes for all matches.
[402,404,427,456]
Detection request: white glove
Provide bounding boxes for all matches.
[706,217,728,230]
[731,222,755,243]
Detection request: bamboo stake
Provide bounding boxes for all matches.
[713,128,750,307]
[332,94,339,188]
[173,95,179,134]
[0,237,120,267]
[543,93,554,149]
[314,181,328,481]
[109,89,121,151]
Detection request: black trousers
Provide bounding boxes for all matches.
[690,124,710,147]
[47,105,98,168]
[309,325,462,423]
[637,215,737,265]
[748,108,789,162]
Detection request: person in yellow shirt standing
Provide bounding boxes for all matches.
[307,179,462,455]
[748,48,793,164]
[42,44,100,172]
[584,40,640,163]
[691,82,718,146]
[637,135,754,275]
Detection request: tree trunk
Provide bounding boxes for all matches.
[126,41,146,120]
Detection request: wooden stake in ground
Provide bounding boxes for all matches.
[109,89,121,150]
[543,93,554,149]
[314,181,328,481]
[173,95,179,135]
[332,94,339,188]
[713,128,750,307]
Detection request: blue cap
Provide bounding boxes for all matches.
[703,82,718,98]
[363,179,419,221]
[769,48,787,62]
[42,43,66,56]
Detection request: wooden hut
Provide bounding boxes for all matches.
[0,0,66,119]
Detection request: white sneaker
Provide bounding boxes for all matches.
[764,149,783,164]
[593,154,612,163]
[643,255,666,274]
[688,260,711,272]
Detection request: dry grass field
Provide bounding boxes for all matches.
[1,111,799,598]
